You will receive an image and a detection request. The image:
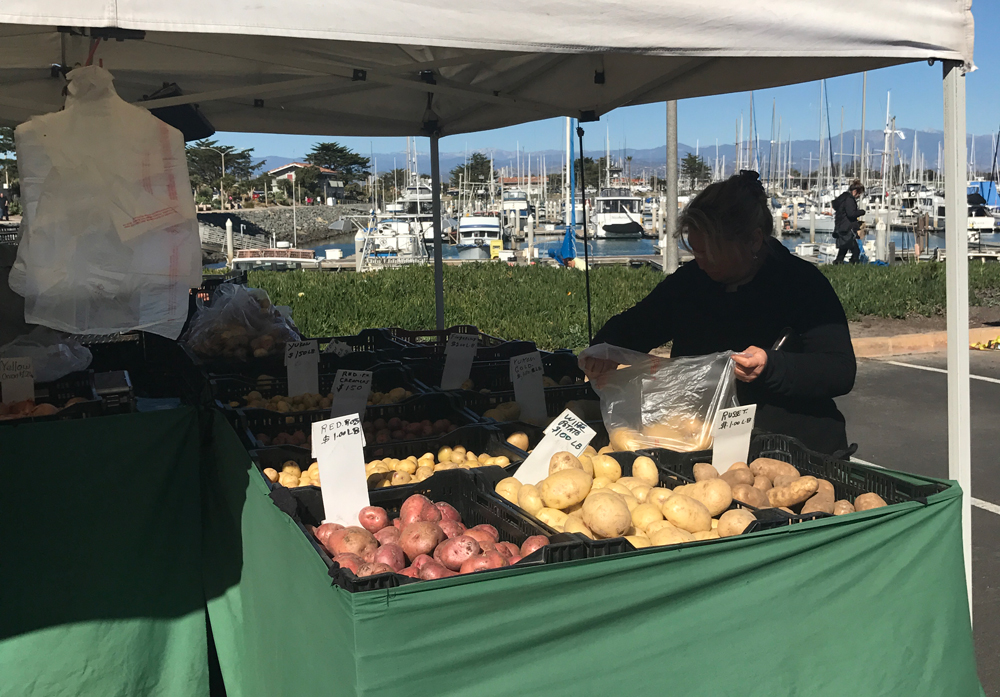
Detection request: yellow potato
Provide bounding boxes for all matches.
[649,526,695,547]
[591,476,612,491]
[646,487,674,508]
[692,463,719,482]
[631,502,664,530]
[262,467,279,483]
[517,484,545,516]
[717,509,756,537]
[549,451,584,475]
[661,494,712,533]
[563,515,595,539]
[582,494,631,538]
[506,431,530,451]
[591,454,622,482]
[686,478,734,517]
[495,477,522,504]
[854,493,888,511]
[539,469,594,509]
[631,456,660,487]
[630,484,651,503]
[536,507,569,531]
[626,535,651,549]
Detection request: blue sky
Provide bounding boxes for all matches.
[220,3,997,159]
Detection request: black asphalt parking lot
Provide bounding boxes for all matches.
[838,351,1000,694]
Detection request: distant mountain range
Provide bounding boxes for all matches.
[255,129,998,179]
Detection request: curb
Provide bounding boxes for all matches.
[853,326,1000,358]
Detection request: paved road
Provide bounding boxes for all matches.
[838,351,1000,694]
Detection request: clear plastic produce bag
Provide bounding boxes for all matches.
[8,66,201,339]
[578,343,737,452]
[181,284,301,361]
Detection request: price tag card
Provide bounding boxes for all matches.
[711,404,757,474]
[312,415,369,526]
[516,408,597,484]
[0,357,34,403]
[440,333,479,390]
[510,352,547,423]
[285,340,320,397]
[330,369,373,418]
[324,340,352,357]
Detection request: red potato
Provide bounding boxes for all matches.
[419,561,457,580]
[520,535,549,557]
[509,555,523,564]
[398,566,420,578]
[438,520,467,538]
[495,541,520,559]
[358,506,390,534]
[332,553,363,574]
[433,535,482,571]
[313,522,344,547]
[400,522,446,562]
[434,501,462,522]
[409,554,435,572]
[357,562,395,577]
[374,527,401,546]
[470,524,499,542]
[325,526,378,558]
[399,495,442,526]
[374,543,407,572]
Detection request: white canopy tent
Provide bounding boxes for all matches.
[0,2,976,606]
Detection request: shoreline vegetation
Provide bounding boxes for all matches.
[239,263,1000,353]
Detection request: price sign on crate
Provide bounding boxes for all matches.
[285,340,319,397]
[330,369,373,418]
[440,333,479,390]
[0,357,34,403]
[312,414,369,526]
[711,404,757,474]
[509,351,546,423]
[516,408,597,484]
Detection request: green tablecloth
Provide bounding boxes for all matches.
[0,407,209,697]
[202,412,982,697]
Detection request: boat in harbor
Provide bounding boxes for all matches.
[455,215,504,259]
[590,187,644,239]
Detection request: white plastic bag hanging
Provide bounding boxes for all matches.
[9,66,201,338]
[578,343,738,452]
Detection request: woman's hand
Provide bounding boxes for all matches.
[580,356,620,384]
[731,346,767,383]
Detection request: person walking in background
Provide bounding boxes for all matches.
[832,181,865,264]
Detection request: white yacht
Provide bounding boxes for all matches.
[590,188,644,238]
[456,215,503,260]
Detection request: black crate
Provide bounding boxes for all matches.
[748,432,948,506]
[283,467,553,592]
[244,393,478,452]
[0,370,102,425]
[213,363,426,409]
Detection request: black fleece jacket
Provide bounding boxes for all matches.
[592,239,856,454]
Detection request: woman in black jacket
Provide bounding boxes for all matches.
[583,171,856,454]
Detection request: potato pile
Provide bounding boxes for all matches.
[263,460,320,488]
[496,449,759,549]
[0,396,89,420]
[364,416,457,445]
[709,457,888,516]
[308,494,550,580]
[234,386,413,412]
[366,445,512,489]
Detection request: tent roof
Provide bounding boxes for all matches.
[0,2,974,136]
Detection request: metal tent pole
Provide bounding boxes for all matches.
[431,134,445,330]
[943,59,972,615]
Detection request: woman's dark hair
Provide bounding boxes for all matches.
[679,170,772,254]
